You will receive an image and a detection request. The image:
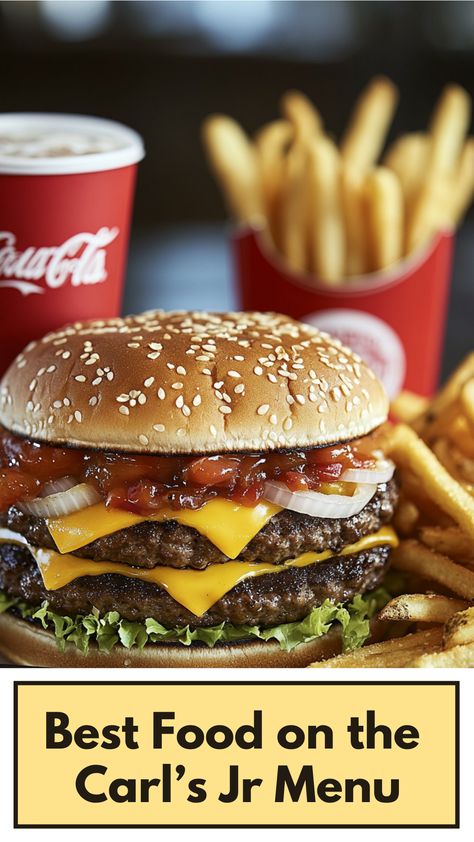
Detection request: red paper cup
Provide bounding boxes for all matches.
[234,228,454,397]
[0,113,145,375]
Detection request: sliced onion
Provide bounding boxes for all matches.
[41,476,78,497]
[19,482,100,518]
[263,481,377,519]
[340,459,395,485]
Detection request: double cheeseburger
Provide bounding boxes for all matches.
[0,310,398,667]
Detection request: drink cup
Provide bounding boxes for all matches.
[234,227,454,397]
[0,113,145,375]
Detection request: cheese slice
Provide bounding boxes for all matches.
[12,526,399,617]
[47,498,282,560]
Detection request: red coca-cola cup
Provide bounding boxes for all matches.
[234,227,454,397]
[0,113,145,375]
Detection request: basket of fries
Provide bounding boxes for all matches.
[203,78,473,398]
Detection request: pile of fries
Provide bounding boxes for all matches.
[202,77,473,285]
[311,355,474,668]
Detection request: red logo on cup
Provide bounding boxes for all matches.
[0,227,120,296]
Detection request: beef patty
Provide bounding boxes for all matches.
[3,479,398,570]
[0,541,390,628]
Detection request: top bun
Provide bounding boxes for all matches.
[0,310,388,454]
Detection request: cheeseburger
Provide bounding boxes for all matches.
[0,310,398,667]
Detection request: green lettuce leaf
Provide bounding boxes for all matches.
[0,586,390,654]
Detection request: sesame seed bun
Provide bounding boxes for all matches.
[0,611,343,668]
[0,310,388,453]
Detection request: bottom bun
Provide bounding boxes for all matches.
[0,612,343,668]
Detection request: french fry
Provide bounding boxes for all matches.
[419,526,474,563]
[433,438,474,485]
[341,76,399,171]
[450,138,474,226]
[255,119,293,248]
[386,424,474,541]
[384,132,429,208]
[392,540,474,600]
[341,162,368,276]
[417,353,474,431]
[443,606,474,648]
[280,90,322,144]
[390,390,428,424]
[428,84,471,178]
[279,141,308,273]
[461,379,474,428]
[307,136,345,284]
[444,416,474,460]
[408,641,474,667]
[365,167,404,271]
[378,593,468,624]
[202,115,264,225]
[393,497,419,536]
[310,628,443,668]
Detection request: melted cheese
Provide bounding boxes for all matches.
[0,526,398,617]
[47,498,282,559]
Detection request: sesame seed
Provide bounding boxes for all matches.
[119,406,129,416]
[219,405,231,414]
[53,400,62,409]
[74,375,86,383]
[177,428,186,437]
[286,395,295,405]
[92,377,102,386]
[202,368,212,376]
[318,404,326,413]
[127,342,140,349]
[171,382,183,390]
[182,405,191,417]
[295,394,305,405]
[153,424,165,432]
[228,370,240,378]
[74,410,82,423]
[37,367,46,376]
[283,417,293,431]
[210,424,217,437]
[138,394,147,405]
[196,355,210,362]
[233,355,245,362]
[270,414,278,425]
[62,351,71,359]
[192,394,202,407]
[138,434,149,446]
[144,377,155,388]
[176,366,186,376]
[157,387,166,400]
[214,381,224,389]
[257,404,269,416]
[253,366,263,376]
[267,373,278,383]
[234,383,245,394]
[222,393,231,404]
[175,395,184,408]
[116,394,129,403]
[89,396,98,407]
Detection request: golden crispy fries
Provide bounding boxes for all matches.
[280,90,322,144]
[391,390,428,424]
[408,641,474,667]
[406,175,453,252]
[307,137,345,284]
[428,84,471,177]
[450,138,474,226]
[202,115,264,225]
[443,606,474,648]
[379,593,468,624]
[279,141,308,272]
[340,162,368,276]
[461,379,474,428]
[386,424,474,541]
[310,628,443,669]
[365,167,404,271]
[255,119,293,247]
[393,540,474,600]
[445,416,474,459]
[393,497,419,536]
[384,133,429,208]
[433,438,474,485]
[418,353,474,431]
[341,76,399,172]
[419,526,474,563]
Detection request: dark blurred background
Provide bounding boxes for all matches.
[1,0,473,378]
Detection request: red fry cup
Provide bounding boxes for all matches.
[234,228,454,398]
[0,113,145,376]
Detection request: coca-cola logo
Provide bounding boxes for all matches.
[0,227,119,296]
